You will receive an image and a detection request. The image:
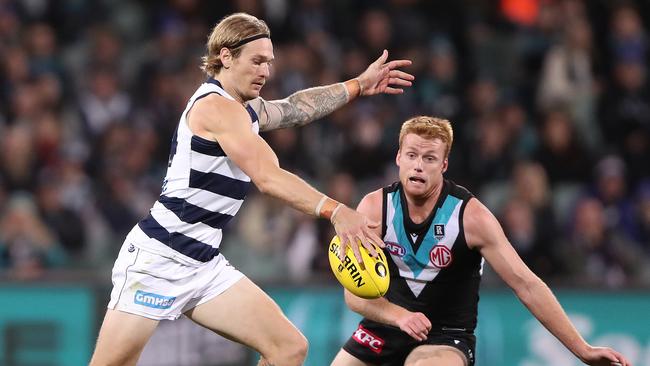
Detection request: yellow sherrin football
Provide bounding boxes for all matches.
[328,235,390,299]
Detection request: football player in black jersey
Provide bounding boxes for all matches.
[332,116,629,366]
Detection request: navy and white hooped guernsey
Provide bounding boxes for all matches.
[137,78,259,262]
[381,179,484,331]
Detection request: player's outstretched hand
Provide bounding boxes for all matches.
[395,310,431,341]
[331,205,385,267]
[579,346,630,366]
[357,50,414,96]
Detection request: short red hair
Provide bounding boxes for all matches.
[399,116,454,158]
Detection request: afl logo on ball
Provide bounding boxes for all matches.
[429,245,452,268]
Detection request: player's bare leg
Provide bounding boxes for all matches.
[330,349,375,366]
[89,309,159,366]
[404,345,467,366]
[184,277,308,366]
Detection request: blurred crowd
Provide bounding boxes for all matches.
[1,0,649,287]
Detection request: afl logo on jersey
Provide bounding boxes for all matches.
[385,242,405,257]
[429,245,452,268]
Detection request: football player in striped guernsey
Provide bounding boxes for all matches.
[332,116,629,366]
[90,12,414,366]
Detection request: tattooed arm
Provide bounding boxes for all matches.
[250,81,354,131]
[249,50,414,132]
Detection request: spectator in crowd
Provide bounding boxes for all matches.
[339,114,394,188]
[500,100,538,159]
[266,127,316,179]
[0,193,67,278]
[533,108,592,185]
[537,17,599,150]
[415,37,462,122]
[590,155,638,241]
[598,59,650,185]
[501,198,553,278]
[635,181,650,255]
[609,4,647,68]
[464,113,514,190]
[558,197,643,287]
[0,124,38,192]
[78,67,131,138]
[35,169,86,258]
[508,161,559,277]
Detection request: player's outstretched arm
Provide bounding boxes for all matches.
[250,49,414,131]
[188,94,383,263]
[463,198,631,366]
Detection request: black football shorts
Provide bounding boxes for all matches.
[342,319,475,366]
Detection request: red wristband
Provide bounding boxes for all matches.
[316,196,340,220]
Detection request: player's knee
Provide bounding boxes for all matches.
[283,331,309,363]
[266,330,308,365]
[296,333,309,358]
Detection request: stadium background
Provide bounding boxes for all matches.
[0,0,649,365]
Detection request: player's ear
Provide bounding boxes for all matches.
[442,157,448,173]
[220,47,233,69]
[395,149,401,167]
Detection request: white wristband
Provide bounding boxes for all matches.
[330,203,343,223]
[315,195,328,217]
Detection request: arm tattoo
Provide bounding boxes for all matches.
[259,83,349,131]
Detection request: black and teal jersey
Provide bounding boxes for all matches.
[381,179,483,332]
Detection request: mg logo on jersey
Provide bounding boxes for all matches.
[352,325,385,354]
[134,290,176,309]
[434,224,445,240]
[385,241,405,256]
[429,245,453,268]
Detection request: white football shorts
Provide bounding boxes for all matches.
[107,226,244,320]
